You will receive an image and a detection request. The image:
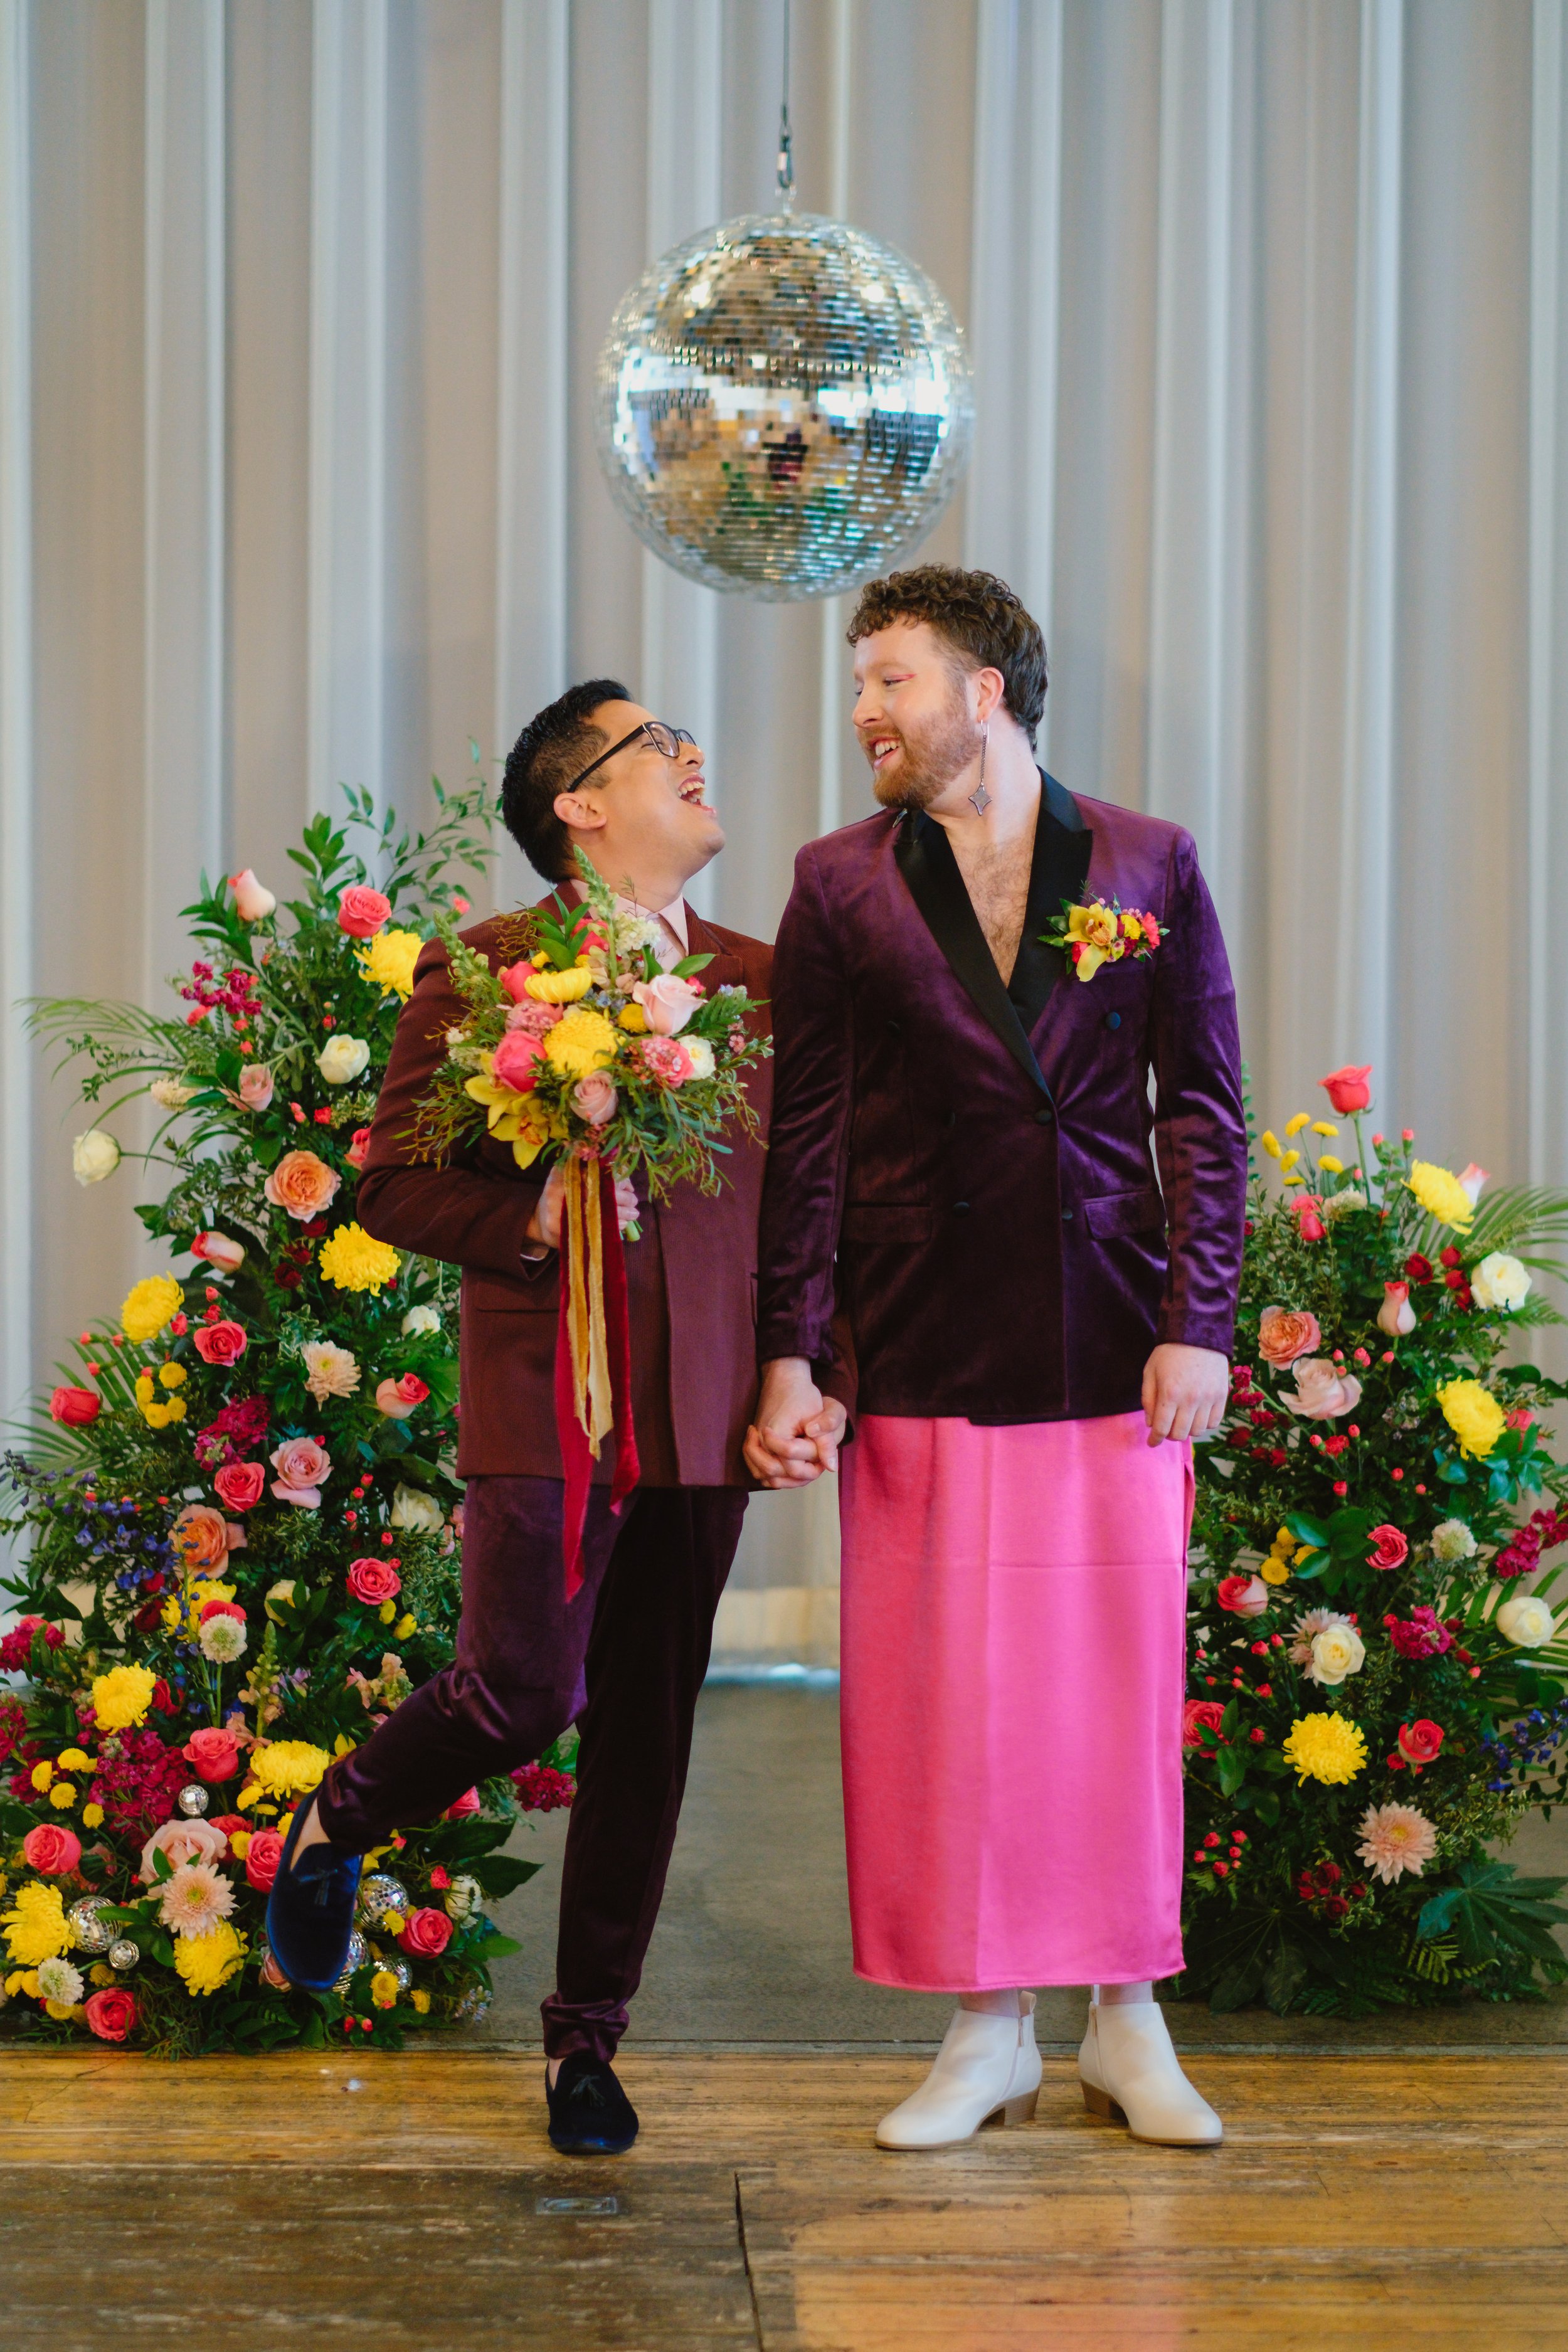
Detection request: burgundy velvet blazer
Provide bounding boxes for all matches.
[357,898,776,1485]
[755,775,1248,1424]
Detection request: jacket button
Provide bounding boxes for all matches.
[1061,1208,1075,1222]
[1105,1010,1121,1030]
[1034,1107,1054,1126]
[952,1200,970,1215]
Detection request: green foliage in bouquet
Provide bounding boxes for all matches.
[1181,1070,1568,2016]
[0,782,574,2057]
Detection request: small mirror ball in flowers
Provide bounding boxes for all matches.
[1,783,573,2056]
[1180,1063,1568,2014]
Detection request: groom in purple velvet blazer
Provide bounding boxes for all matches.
[746,565,1248,2155]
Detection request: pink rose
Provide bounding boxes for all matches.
[1217,1575,1271,1618]
[22,1822,82,1874]
[1318,1064,1373,1113]
[346,1126,372,1170]
[243,1828,285,1892]
[337,884,392,938]
[573,1072,618,1126]
[445,1786,481,1820]
[170,1503,235,1571]
[49,1385,100,1427]
[1278,1359,1362,1420]
[1367,1523,1409,1571]
[490,1031,546,1093]
[183,1725,243,1784]
[238,1064,274,1111]
[1377,1281,1416,1338]
[1286,1194,1327,1242]
[498,959,539,1004]
[1397,1718,1444,1769]
[213,1461,265,1513]
[400,1906,454,1956]
[1458,1163,1489,1205]
[505,999,561,1035]
[1182,1699,1226,1749]
[83,1986,138,2042]
[270,1435,331,1509]
[193,1319,248,1366]
[264,1149,341,1222]
[1257,1306,1321,1367]
[139,1816,229,1883]
[632,972,702,1035]
[346,1555,402,1605]
[374,1373,428,1421]
[230,867,276,921]
[193,1230,247,1273]
[640,1036,692,1086]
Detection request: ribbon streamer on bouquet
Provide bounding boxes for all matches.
[554,1155,640,1598]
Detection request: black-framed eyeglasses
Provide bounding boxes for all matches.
[564,719,697,792]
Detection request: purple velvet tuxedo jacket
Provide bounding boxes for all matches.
[755,773,1248,1423]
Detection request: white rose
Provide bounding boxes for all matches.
[401,1305,441,1337]
[1430,1518,1478,1562]
[264,1579,299,1621]
[683,1036,716,1081]
[150,1076,196,1109]
[1471,1252,1532,1313]
[1495,1595,1555,1647]
[1308,1623,1366,1685]
[72,1130,120,1186]
[389,1484,444,1534]
[230,867,277,920]
[317,1034,371,1087]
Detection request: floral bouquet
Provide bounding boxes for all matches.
[1181,1063,1568,2015]
[411,849,770,1590]
[0,783,572,2057]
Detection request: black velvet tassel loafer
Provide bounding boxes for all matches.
[264,1801,363,1993]
[546,2053,640,2154]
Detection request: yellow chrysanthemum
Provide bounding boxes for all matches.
[1283,1712,1367,1786]
[81,1804,104,1830]
[1436,1377,1506,1459]
[319,1222,401,1293]
[1259,1555,1290,1585]
[30,1761,52,1792]
[174,1919,245,1997]
[524,961,594,1004]
[410,1988,432,2015]
[249,1739,332,1798]
[1284,1112,1311,1137]
[1,1880,70,1966]
[1260,1130,1282,1158]
[618,1004,648,1034]
[120,1273,184,1345]
[1407,1160,1475,1231]
[371,1969,400,2010]
[359,928,425,1000]
[158,1362,186,1389]
[1319,1155,1345,1174]
[1311,1121,1340,1138]
[543,1006,618,1080]
[49,1784,76,1810]
[90,1663,157,1734]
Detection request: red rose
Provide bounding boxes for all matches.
[193,1320,248,1366]
[445,1786,481,1820]
[213,1461,265,1513]
[1318,1064,1373,1113]
[1216,1575,1269,1618]
[83,1987,138,2043]
[1367,1523,1409,1571]
[49,1385,100,1427]
[1405,1253,1434,1285]
[346,1126,373,1170]
[346,1555,402,1606]
[243,1828,285,1892]
[1397,1719,1444,1769]
[491,1030,546,1093]
[336,884,392,938]
[22,1822,82,1874]
[199,1599,246,1625]
[1182,1699,1226,1749]
[399,1905,453,1956]
[183,1725,243,1784]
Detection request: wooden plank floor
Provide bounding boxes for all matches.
[3,2047,1567,2349]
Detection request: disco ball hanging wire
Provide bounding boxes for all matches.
[592,6,974,602]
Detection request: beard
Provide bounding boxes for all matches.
[865,689,982,810]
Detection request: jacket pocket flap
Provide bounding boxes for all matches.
[840,1204,936,1245]
[1082,1187,1165,1239]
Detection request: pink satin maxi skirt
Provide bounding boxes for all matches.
[838,1411,1193,1991]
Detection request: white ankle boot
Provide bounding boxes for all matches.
[1078,2001,1222,2146]
[876,1996,1041,2151]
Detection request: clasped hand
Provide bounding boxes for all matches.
[525,1162,640,1253]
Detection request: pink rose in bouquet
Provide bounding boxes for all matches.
[1258,1306,1321,1367]
[270,1436,331,1508]
[49,1385,100,1426]
[83,1987,138,2042]
[22,1822,82,1875]
[346,1125,373,1169]
[1182,1699,1226,1749]
[632,972,702,1035]
[264,1149,341,1222]
[237,1064,274,1111]
[498,958,539,1004]
[213,1461,265,1513]
[139,1816,229,1883]
[1318,1064,1373,1113]
[491,1031,547,1093]
[1396,1719,1444,1769]
[346,1555,401,1606]
[337,884,392,938]
[193,1230,246,1273]
[1278,1359,1362,1419]
[1377,1280,1416,1337]
[400,1906,454,1956]
[194,1319,248,1366]
[374,1373,428,1420]
[230,867,276,921]
[445,1786,481,1821]
[1367,1524,1409,1571]
[183,1726,244,1784]
[1217,1574,1270,1618]
[170,1503,235,1571]
[573,1072,617,1126]
[243,1828,285,1892]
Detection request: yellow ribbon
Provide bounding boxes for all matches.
[563,1158,613,1456]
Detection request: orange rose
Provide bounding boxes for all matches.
[1257,1306,1321,1367]
[169,1504,233,1572]
[263,1149,342,1222]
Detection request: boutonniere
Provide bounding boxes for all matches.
[1042,897,1166,983]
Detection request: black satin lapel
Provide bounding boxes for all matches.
[893,813,1051,1102]
[1009,771,1093,1030]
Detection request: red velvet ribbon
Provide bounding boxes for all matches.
[555,1161,640,1600]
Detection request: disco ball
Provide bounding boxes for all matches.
[594,209,973,601]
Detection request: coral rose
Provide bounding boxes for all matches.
[83,1986,138,2042]
[632,972,702,1034]
[346,1126,373,1170]
[270,1436,331,1509]
[237,1063,274,1111]
[170,1503,234,1571]
[336,884,392,938]
[1318,1064,1373,1113]
[1278,1359,1362,1420]
[498,959,536,1004]
[398,1906,453,1956]
[230,867,276,920]
[374,1373,428,1420]
[346,1556,401,1606]
[22,1823,82,1875]
[213,1461,265,1513]
[264,1150,341,1222]
[49,1385,100,1427]
[1377,1281,1416,1337]
[490,1030,547,1093]
[193,1319,248,1366]
[1182,1699,1226,1749]
[1397,1719,1444,1769]
[193,1231,246,1273]
[1367,1524,1409,1571]
[1257,1306,1320,1367]
[183,1726,243,1784]
[1217,1574,1270,1618]
[243,1828,285,1892]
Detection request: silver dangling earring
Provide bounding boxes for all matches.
[968,722,991,817]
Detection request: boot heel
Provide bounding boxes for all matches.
[1081,2080,1126,2123]
[1003,2089,1039,2125]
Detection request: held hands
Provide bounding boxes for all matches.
[525,1162,640,1253]
[1142,1342,1230,1447]
[744,1357,848,1488]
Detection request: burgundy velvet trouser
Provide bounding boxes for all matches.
[314,1475,748,2062]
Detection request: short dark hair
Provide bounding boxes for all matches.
[501,678,630,880]
[846,565,1048,745]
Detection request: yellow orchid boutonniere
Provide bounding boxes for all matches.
[1042,896,1167,984]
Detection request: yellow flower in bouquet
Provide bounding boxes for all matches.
[90,1663,157,1733]
[121,1273,184,1344]
[249,1740,332,1798]
[359,928,425,1000]
[1,1880,70,1965]
[525,961,594,1004]
[1283,1712,1367,1785]
[464,1056,555,1170]
[175,1919,245,1996]
[319,1222,400,1293]
[1436,1377,1506,1459]
[544,1007,618,1079]
[1407,1160,1475,1230]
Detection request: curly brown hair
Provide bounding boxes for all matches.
[845,565,1048,745]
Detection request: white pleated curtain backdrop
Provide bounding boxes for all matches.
[3,0,1567,1663]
